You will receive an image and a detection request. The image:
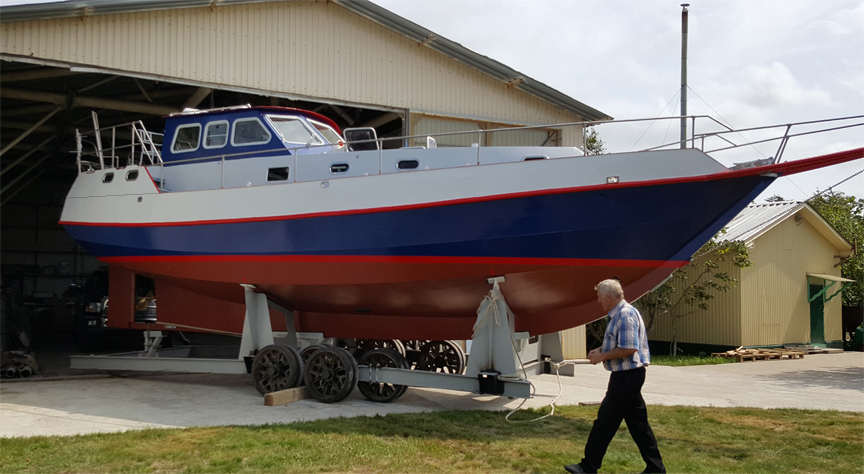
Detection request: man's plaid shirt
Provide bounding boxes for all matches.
[601,300,651,372]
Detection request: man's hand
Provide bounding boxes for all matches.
[588,348,604,365]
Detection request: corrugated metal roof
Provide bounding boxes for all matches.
[721,201,805,243]
[0,0,612,122]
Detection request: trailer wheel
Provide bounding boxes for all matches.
[357,348,409,403]
[251,344,303,395]
[417,340,466,375]
[355,338,406,358]
[304,346,357,403]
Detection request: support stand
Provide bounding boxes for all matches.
[353,276,532,399]
[238,285,275,358]
[465,276,520,377]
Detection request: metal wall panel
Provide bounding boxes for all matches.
[2,2,583,127]
[411,114,565,147]
[410,115,482,147]
[646,259,742,347]
[560,325,586,359]
[740,216,844,346]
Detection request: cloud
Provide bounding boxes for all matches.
[738,62,833,108]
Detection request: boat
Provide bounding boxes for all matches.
[59,106,864,341]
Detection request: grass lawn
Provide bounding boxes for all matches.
[2,406,862,473]
[651,355,737,366]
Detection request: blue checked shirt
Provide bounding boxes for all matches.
[601,300,650,372]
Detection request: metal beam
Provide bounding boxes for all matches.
[70,354,248,374]
[362,112,401,129]
[77,74,119,93]
[0,104,62,118]
[182,87,212,109]
[0,167,46,207]
[1,120,58,133]
[356,366,531,398]
[0,106,60,157]
[327,104,354,126]
[0,68,80,82]
[0,152,54,196]
[0,135,54,177]
[1,87,179,115]
[133,77,153,102]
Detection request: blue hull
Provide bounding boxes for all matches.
[64,175,773,265]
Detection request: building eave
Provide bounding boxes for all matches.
[0,0,612,122]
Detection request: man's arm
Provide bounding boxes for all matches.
[588,347,637,364]
[588,311,639,364]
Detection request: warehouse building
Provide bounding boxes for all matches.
[649,201,853,351]
[1,0,609,363]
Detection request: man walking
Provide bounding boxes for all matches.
[565,279,666,473]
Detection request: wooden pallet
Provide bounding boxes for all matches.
[711,348,806,362]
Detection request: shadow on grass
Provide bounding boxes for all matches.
[246,408,597,442]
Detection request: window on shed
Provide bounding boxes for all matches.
[268,116,322,145]
[171,124,201,153]
[232,118,272,146]
[204,121,229,149]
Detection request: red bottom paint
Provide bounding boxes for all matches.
[106,258,686,339]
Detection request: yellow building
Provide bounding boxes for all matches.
[648,201,854,350]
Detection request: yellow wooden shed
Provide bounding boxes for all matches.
[648,201,854,350]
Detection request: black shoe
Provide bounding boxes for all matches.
[564,464,587,473]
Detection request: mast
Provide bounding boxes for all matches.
[680,3,689,149]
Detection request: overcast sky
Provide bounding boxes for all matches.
[3,0,862,200]
[374,0,864,201]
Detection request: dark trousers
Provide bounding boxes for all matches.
[580,367,665,473]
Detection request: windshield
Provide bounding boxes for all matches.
[267,115,323,145]
[310,120,343,145]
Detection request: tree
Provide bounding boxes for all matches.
[631,235,751,356]
[765,194,786,202]
[584,127,605,155]
[807,192,864,307]
[586,234,750,353]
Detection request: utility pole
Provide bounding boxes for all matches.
[680,3,689,149]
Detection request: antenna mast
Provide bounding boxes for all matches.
[680,3,690,149]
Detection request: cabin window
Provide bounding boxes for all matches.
[103,172,114,183]
[204,120,229,149]
[309,120,343,145]
[171,124,201,153]
[398,160,419,169]
[126,169,139,181]
[267,167,290,182]
[267,116,322,145]
[231,118,271,146]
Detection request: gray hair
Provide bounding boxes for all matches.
[594,279,624,299]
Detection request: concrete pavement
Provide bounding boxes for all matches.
[1,351,862,438]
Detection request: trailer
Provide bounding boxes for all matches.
[71,277,573,403]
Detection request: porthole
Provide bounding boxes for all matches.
[267,167,289,181]
[330,163,349,173]
[398,160,419,169]
[103,172,114,183]
[126,169,139,181]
